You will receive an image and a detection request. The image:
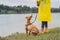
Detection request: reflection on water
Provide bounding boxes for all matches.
[0,13,60,37]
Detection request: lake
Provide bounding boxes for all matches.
[0,13,60,37]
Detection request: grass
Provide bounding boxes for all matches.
[0,27,60,40]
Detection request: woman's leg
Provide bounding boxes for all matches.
[41,21,48,33]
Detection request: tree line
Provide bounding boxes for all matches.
[0,4,60,14]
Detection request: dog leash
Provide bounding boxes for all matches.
[31,12,38,24]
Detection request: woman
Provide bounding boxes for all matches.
[36,0,52,33]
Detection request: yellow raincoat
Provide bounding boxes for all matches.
[36,0,52,22]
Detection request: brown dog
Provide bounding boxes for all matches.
[25,15,40,35]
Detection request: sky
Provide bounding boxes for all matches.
[0,0,60,8]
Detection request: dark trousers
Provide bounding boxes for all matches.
[41,21,48,29]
